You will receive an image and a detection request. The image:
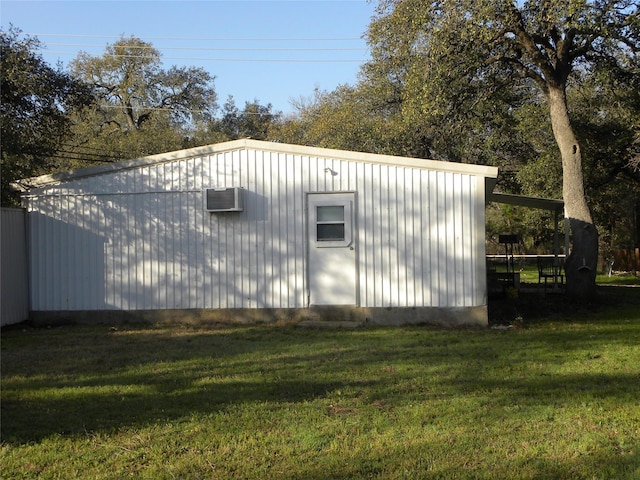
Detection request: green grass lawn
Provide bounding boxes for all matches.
[2,293,639,479]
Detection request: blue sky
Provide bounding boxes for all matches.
[1,0,376,114]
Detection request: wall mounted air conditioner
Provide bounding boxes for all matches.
[204,187,244,212]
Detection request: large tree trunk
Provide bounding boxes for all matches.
[547,85,598,299]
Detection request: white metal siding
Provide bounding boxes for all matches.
[26,146,487,311]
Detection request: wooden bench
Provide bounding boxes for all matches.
[537,256,564,290]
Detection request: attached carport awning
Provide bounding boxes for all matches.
[489,192,563,213]
[488,192,568,256]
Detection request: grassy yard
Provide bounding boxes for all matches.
[2,289,639,479]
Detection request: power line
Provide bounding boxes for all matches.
[95,104,284,116]
[23,32,364,42]
[43,42,367,52]
[43,52,366,62]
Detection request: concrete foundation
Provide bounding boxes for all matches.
[28,305,488,328]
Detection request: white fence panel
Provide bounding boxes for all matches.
[1,208,29,325]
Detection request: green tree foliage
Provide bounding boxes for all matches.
[364,0,639,297]
[0,27,94,206]
[67,36,217,161]
[210,96,281,141]
[272,86,435,159]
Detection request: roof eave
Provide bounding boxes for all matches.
[14,139,499,192]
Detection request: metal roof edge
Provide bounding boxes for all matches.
[244,140,499,178]
[11,140,249,191]
[13,138,498,192]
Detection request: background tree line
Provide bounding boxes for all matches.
[2,1,639,296]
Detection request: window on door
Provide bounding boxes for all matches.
[311,199,352,248]
[316,206,345,241]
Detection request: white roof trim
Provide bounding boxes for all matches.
[12,139,498,191]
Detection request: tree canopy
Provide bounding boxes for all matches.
[0,27,95,206]
[70,36,217,132]
[359,0,640,297]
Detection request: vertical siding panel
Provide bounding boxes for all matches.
[463,175,474,305]
[368,164,377,306]
[374,164,383,307]
[279,153,287,306]
[79,198,88,309]
[281,152,289,306]
[104,199,113,309]
[301,155,310,307]
[238,149,246,308]
[51,200,61,310]
[159,190,168,309]
[405,168,416,307]
[152,167,161,309]
[420,170,429,306]
[265,150,274,307]
[19,208,32,316]
[297,155,306,307]
[58,198,66,307]
[380,165,390,306]
[166,192,176,309]
[129,193,138,309]
[288,153,299,307]
[40,204,50,310]
[66,196,75,309]
[35,203,45,310]
[431,171,442,307]
[95,200,104,309]
[287,153,296,307]
[203,156,213,309]
[106,196,116,310]
[238,150,248,308]
[195,160,203,309]
[62,195,72,310]
[309,156,319,192]
[394,166,401,306]
[452,174,462,305]
[82,199,91,309]
[220,153,230,308]
[356,162,365,305]
[372,165,380,306]
[474,175,487,306]
[230,152,240,308]
[247,149,257,308]
[266,151,276,308]
[28,209,38,310]
[70,197,78,309]
[259,150,267,307]
[276,153,286,307]
[460,175,469,305]
[250,150,259,307]
[445,172,455,305]
[356,162,366,306]
[390,167,400,306]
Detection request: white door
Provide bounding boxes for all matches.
[307,193,357,306]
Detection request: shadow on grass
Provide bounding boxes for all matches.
[0,326,371,443]
[3,308,639,448]
[488,284,640,325]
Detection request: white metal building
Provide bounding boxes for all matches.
[15,139,499,326]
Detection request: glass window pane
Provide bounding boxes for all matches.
[317,224,345,241]
[317,206,344,222]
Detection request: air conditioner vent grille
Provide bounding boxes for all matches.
[205,187,243,212]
